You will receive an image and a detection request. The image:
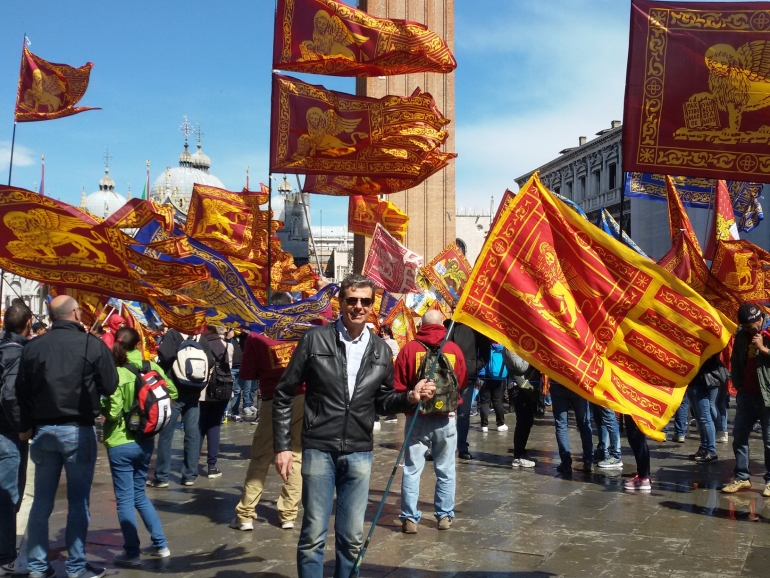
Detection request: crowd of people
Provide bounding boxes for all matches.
[0,280,768,578]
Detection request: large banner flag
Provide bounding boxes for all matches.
[270,74,450,178]
[595,208,649,259]
[623,1,770,183]
[666,176,703,256]
[273,0,456,77]
[302,150,456,196]
[421,242,472,306]
[381,298,416,350]
[379,291,400,319]
[625,172,763,233]
[704,180,740,260]
[711,239,770,304]
[453,174,733,440]
[15,45,99,122]
[363,224,423,293]
[348,195,408,241]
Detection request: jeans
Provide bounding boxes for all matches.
[673,393,690,436]
[298,449,372,578]
[107,440,167,557]
[0,432,28,565]
[242,380,258,410]
[732,391,770,482]
[27,425,97,576]
[624,415,650,478]
[199,400,228,470]
[153,392,201,483]
[400,415,456,524]
[457,383,476,453]
[690,386,718,455]
[716,385,729,433]
[229,371,243,415]
[511,389,536,458]
[551,382,593,465]
[591,404,621,461]
[479,380,506,427]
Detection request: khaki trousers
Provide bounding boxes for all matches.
[234,395,304,524]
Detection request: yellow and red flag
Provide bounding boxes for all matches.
[348,195,408,242]
[453,174,733,440]
[666,175,702,256]
[14,45,99,122]
[270,74,449,179]
[704,180,740,261]
[381,298,416,350]
[421,242,472,306]
[273,0,456,77]
[711,239,770,304]
[363,224,423,293]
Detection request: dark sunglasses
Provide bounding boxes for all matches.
[344,297,373,307]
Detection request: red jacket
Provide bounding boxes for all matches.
[101,314,126,350]
[240,332,305,400]
[393,324,468,416]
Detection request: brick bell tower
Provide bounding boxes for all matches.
[353,0,456,272]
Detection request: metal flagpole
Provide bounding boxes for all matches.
[349,321,457,578]
[267,176,273,304]
[295,174,326,276]
[617,172,627,245]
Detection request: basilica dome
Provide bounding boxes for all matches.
[82,167,127,219]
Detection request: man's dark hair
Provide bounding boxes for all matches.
[339,274,375,299]
[270,292,293,305]
[31,322,47,333]
[3,303,33,334]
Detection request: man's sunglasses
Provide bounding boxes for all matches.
[344,297,373,307]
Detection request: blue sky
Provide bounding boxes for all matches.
[1,0,631,226]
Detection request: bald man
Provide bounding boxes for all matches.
[16,295,117,578]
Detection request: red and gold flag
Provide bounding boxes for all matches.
[421,242,472,306]
[363,224,423,293]
[14,46,99,122]
[704,180,740,261]
[273,0,456,77]
[666,176,702,256]
[710,239,770,303]
[453,174,733,440]
[623,1,770,182]
[381,298,416,350]
[348,195,408,242]
[270,74,450,178]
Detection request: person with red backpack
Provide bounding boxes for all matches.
[102,327,175,568]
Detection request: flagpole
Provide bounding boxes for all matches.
[295,174,325,277]
[267,175,273,304]
[703,183,716,255]
[618,172,627,245]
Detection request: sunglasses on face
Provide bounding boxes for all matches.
[344,297,373,307]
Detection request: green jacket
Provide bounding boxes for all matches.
[730,325,770,408]
[100,349,177,449]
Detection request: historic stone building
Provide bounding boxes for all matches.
[455,204,493,266]
[353,0,456,270]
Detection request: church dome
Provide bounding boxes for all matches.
[190,142,211,171]
[84,167,127,218]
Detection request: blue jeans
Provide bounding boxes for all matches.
[298,449,372,578]
[457,383,476,453]
[673,393,690,436]
[27,425,97,576]
[229,370,243,415]
[0,432,28,565]
[732,391,770,482]
[242,380,258,410]
[591,404,621,461]
[400,415,456,524]
[690,386,718,454]
[551,382,593,465]
[716,385,729,433]
[107,440,167,557]
[153,392,201,483]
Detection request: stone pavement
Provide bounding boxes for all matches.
[19,407,770,578]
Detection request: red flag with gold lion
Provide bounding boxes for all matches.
[348,195,408,242]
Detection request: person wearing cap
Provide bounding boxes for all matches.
[722,302,770,496]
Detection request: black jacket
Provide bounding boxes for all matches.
[445,321,490,380]
[16,320,118,430]
[273,322,412,453]
[0,331,28,433]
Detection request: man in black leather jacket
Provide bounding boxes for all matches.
[273,274,435,578]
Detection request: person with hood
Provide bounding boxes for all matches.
[101,314,126,350]
[393,310,467,533]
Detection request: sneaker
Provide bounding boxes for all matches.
[754,421,762,433]
[481,426,489,432]
[114,553,141,568]
[458,451,473,460]
[721,478,752,493]
[29,568,55,578]
[623,475,652,491]
[281,520,295,530]
[673,434,686,443]
[242,406,257,416]
[764,483,770,498]
[690,447,708,460]
[142,546,171,558]
[146,479,169,489]
[496,424,508,432]
[207,469,223,479]
[401,520,417,534]
[372,421,381,431]
[2,557,28,575]
[717,431,729,443]
[695,453,718,464]
[556,463,572,474]
[181,479,194,487]
[597,457,624,470]
[437,516,452,530]
[229,518,254,531]
[383,415,398,422]
[582,461,594,473]
[425,450,433,462]
[67,563,106,578]
[230,414,243,422]
[511,457,536,468]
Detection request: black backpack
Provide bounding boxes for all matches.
[415,340,460,414]
[207,350,234,401]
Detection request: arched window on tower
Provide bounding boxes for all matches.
[456,238,467,255]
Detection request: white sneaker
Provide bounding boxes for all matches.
[1,556,29,575]
[481,426,489,432]
[229,518,254,531]
[281,520,295,529]
[511,457,535,468]
[142,546,171,558]
[373,421,381,431]
[497,424,508,432]
[717,431,729,443]
[243,406,257,416]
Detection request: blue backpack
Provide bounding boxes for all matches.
[483,344,508,380]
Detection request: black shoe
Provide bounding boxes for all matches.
[67,563,106,578]
[207,469,223,479]
[690,447,708,460]
[424,450,434,462]
[582,461,594,473]
[458,451,473,460]
[695,453,718,464]
[556,463,572,474]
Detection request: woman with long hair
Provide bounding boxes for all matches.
[102,327,176,567]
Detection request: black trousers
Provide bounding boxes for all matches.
[624,414,650,478]
[511,389,536,458]
[480,380,506,427]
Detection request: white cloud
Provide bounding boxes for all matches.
[0,140,35,171]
